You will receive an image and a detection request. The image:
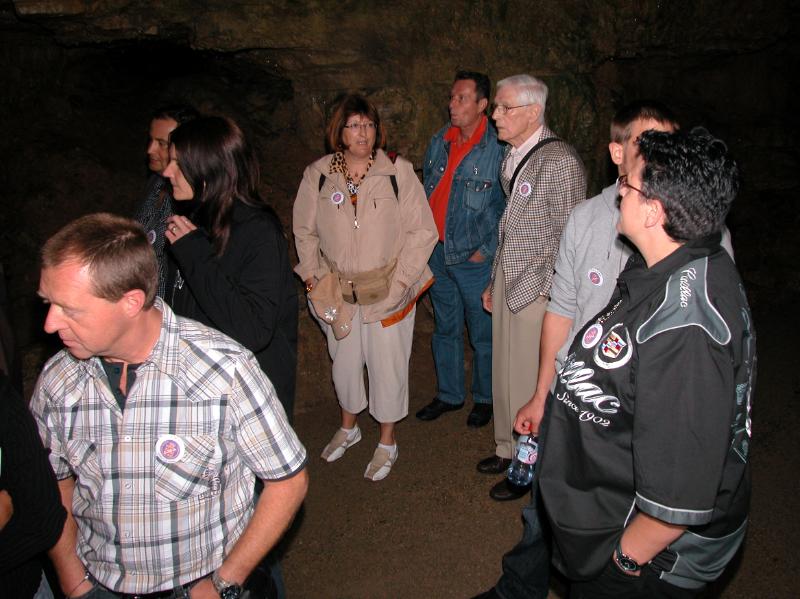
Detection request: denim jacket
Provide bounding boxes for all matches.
[422,120,506,265]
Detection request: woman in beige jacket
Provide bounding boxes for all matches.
[293,94,437,481]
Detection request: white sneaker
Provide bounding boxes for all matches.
[364,446,398,481]
[321,426,361,462]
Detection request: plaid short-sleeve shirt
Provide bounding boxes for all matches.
[30,299,306,594]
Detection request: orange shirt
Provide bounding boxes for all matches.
[428,115,488,241]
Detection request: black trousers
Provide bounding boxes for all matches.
[569,557,700,599]
[493,479,551,599]
[490,478,700,599]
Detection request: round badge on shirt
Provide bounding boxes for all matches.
[155,434,185,463]
[331,191,345,205]
[588,268,604,286]
[518,181,532,197]
[582,323,603,348]
[147,229,157,245]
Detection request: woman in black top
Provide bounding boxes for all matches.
[163,116,298,421]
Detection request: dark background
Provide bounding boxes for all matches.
[0,1,797,597]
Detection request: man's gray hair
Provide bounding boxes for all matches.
[497,74,548,112]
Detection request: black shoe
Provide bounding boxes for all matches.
[470,590,501,599]
[489,478,530,502]
[476,454,511,475]
[415,398,464,421]
[467,403,493,428]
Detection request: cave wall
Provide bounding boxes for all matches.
[1,0,797,364]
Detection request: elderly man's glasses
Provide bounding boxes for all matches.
[619,174,647,197]
[491,103,533,115]
[343,122,377,131]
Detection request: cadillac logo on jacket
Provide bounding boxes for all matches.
[537,237,755,591]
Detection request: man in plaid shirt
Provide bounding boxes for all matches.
[30,213,307,599]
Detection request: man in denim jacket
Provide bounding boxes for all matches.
[416,71,505,428]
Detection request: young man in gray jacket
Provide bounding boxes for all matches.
[516,101,733,439]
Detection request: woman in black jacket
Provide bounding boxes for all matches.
[163,116,298,421]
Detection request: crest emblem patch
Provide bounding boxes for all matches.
[593,323,633,370]
[601,330,626,358]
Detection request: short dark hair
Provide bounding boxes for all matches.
[639,128,739,242]
[41,213,158,308]
[325,94,386,153]
[151,104,199,126]
[610,100,679,143]
[454,70,491,102]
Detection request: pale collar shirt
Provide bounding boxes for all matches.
[29,299,306,594]
[504,124,544,181]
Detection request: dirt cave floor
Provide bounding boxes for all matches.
[279,300,799,599]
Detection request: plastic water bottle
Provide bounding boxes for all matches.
[507,435,538,486]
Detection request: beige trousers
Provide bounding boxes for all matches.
[315,303,416,423]
[491,270,548,459]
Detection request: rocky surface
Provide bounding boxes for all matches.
[3,2,796,317]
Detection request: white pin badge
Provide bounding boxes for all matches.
[331,191,345,205]
[518,181,532,197]
[588,268,604,286]
[147,229,157,245]
[582,323,603,348]
[155,434,185,463]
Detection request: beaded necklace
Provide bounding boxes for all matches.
[330,151,373,229]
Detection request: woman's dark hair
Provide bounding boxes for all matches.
[639,127,739,242]
[170,116,278,255]
[325,94,387,153]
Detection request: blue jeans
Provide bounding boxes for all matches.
[428,242,493,406]
[33,573,55,599]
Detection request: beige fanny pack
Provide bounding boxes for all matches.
[337,260,397,305]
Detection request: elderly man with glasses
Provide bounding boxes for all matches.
[478,74,586,501]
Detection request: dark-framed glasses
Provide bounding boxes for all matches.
[491,103,533,115]
[343,122,377,131]
[619,174,647,197]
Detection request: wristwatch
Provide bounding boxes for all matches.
[614,539,642,573]
[211,570,243,599]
